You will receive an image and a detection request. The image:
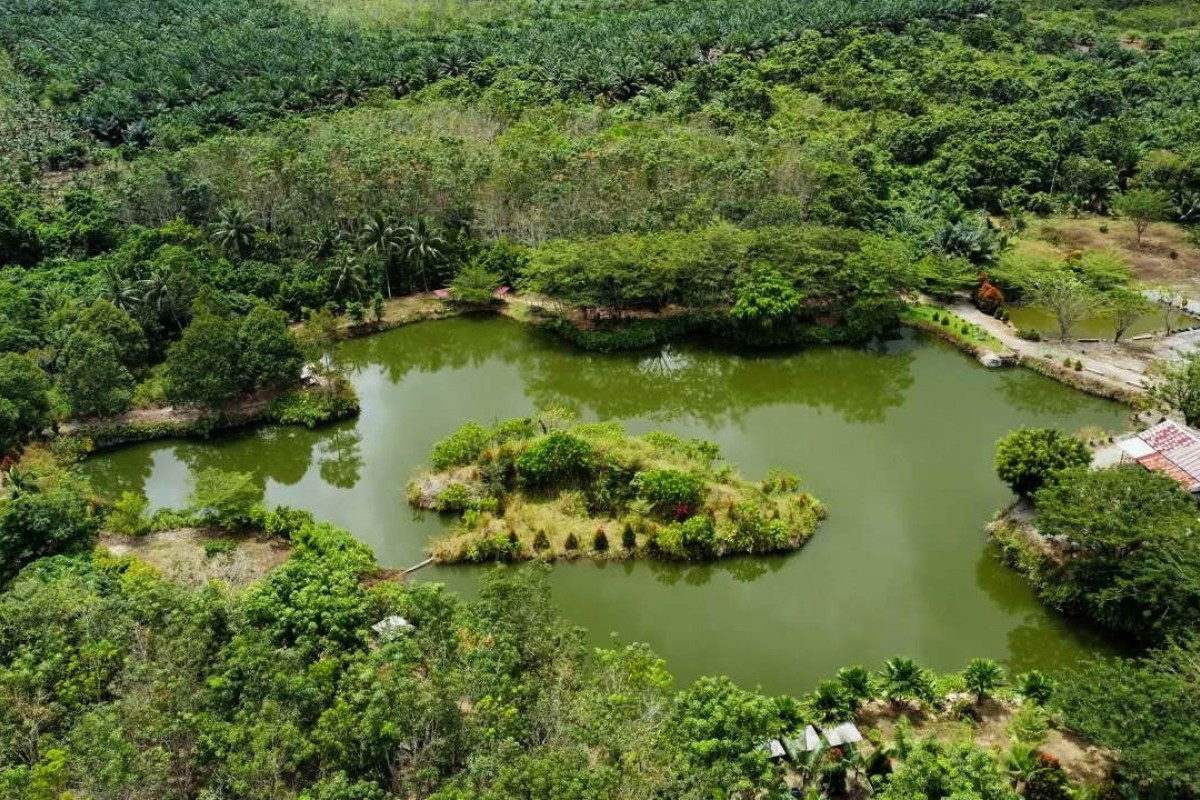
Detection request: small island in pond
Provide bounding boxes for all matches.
[408,416,825,563]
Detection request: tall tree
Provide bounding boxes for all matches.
[1113,189,1171,246]
[238,305,303,391]
[358,213,403,298]
[164,310,241,407]
[0,353,51,452]
[210,207,258,258]
[59,332,135,417]
[401,217,446,293]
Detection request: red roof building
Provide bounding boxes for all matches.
[1118,420,1200,492]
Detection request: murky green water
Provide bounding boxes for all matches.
[81,317,1130,693]
[1006,304,1194,340]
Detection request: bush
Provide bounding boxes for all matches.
[631,468,705,515]
[654,515,716,560]
[592,528,609,552]
[533,529,550,551]
[204,539,237,558]
[621,522,636,550]
[431,421,493,470]
[1016,328,1042,341]
[564,532,580,551]
[994,428,1091,496]
[435,483,474,512]
[188,467,262,530]
[105,491,150,536]
[1016,670,1054,705]
[516,432,596,486]
[267,382,360,428]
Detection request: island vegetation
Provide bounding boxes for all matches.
[408,415,825,562]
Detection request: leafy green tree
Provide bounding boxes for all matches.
[1104,287,1151,343]
[994,428,1090,497]
[1113,189,1171,246]
[1024,272,1097,341]
[0,353,52,452]
[730,265,801,331]
[237,304,303,391]
[58,331,135,417]
[188,467,262,529]
[961,658,1005,702]
[450,264,501,305]
[516,432,596,486]
[71,299,147,369]
[0,478,99,585]
[878,739,1018,800]
[1148,349,1200,426]
[164,310,241,407]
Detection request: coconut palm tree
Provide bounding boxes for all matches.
[329,253,368,301]
[210,207,257,258]
[97,263,142,314]
[358,212,404,298]
[962,658,1005,702]
[400,217,446,293]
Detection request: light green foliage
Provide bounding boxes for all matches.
[653,514,716,560]
[994,428,1091,496]
[730,265,802,330]
[1024,272,1098,341]
[882,657,936,704]
[449,264,501,305]
[188,467,263,529]
[1006,701,1049,746]
[431,421,493,470]
[630,468,705,512]
[1148,349,1200,427]
[877,738,1018,800]
[961,658,1005,701]
[104,490,150,536]
[1113,188,1172,243]
[515,431,596,486]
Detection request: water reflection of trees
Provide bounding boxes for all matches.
[638,552,788,586]
[340,316,527,384]
[317,427,364,489]
[996,369,1093,417]
[521,341,917,426]
[80,445,155,499]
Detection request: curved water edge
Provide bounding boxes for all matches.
[79,316,1128,694]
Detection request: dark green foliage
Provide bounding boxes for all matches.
[164,309,241,407]
[1057,639,1200,799]
[533,529,550,551]
[0,353,51,452]
[563,532,580,551]
[237,304,303,391]
[961,658,1005,701]
[592,528,609,552]
[621,522,636,550]
[0,476,99,585]
[1016,670,1054,706]
[1030,465,1200,643]
[431,421,493,470]
[994,428,1091,496]
[58,331,135,417]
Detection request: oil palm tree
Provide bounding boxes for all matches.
[330,253,368,301]
[808,680,852,723]
[358,212,403,297]
[210,207,257,258]
[836,665,876,711]
[1016,671,1054,706]
[882,657,934,705]
[400,217,446,293]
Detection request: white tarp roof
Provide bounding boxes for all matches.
[758,738,787,758]
[1118,437,1156,459]
[824,721,863,747]
[371,615,413,638]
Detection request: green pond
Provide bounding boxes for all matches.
[1006,304,1195,340]
[81,317,1130,694]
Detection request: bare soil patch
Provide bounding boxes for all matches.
[101,528,290,588]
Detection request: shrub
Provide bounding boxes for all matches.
[435,483,474,512]
[465,532,520,563]
[994,428,1091,496]
[631,468,705,515]
[592,528,609,552]
[621,522,636,550]
[564,532,580,551]
[1016,328,1042,341]
[961,658,1005,701]
[516,432,596,486]
[268,382,359,428]
[204,539,237,558]
[1016,671,1054,705]
[533,529,550,551]
[654,515,715,560]
[431,421,493,470]
[188,467,263,530]
[105,491,150,536]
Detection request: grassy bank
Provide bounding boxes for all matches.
[407,416,825,563]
